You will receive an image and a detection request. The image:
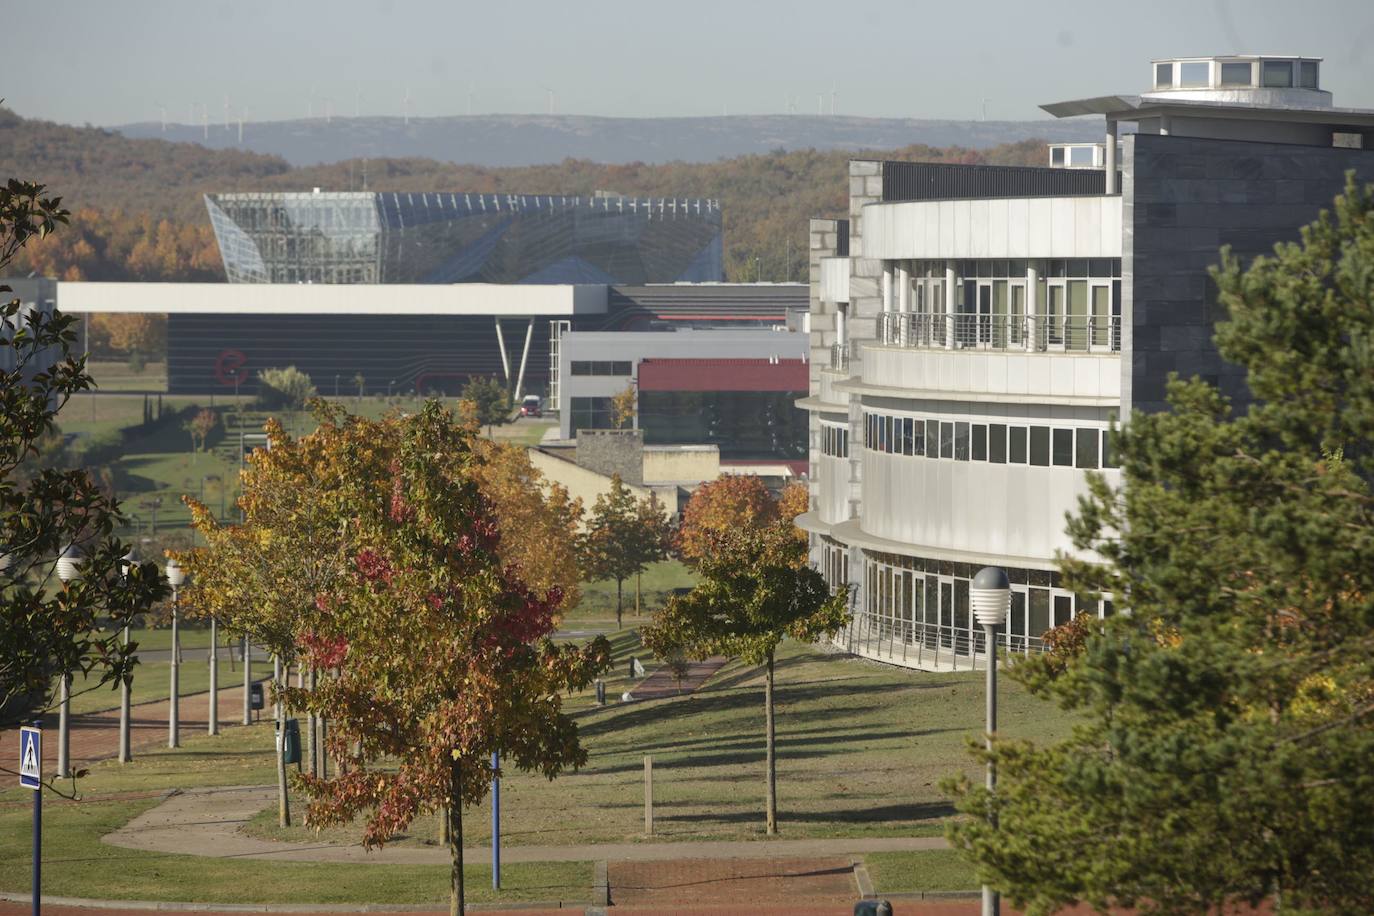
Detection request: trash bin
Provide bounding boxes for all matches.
[280,718,301,765]
[249,682,265,711]
[853,902,892,916]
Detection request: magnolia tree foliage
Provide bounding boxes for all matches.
[1,179,167,728]
[644,478,846,833]
[948,176,1374,914]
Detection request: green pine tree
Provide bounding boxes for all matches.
[947,175,1374,914]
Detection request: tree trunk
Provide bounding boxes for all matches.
[307,666,318,778]
[274,663,291,827]
[615,578,623,629]
[439,804,451,846]
[448,759,465,916]
[635,572,641,617]
[765,649,777,835]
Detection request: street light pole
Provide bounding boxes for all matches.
[119,550,137,763]
[971,566,1011,916]
[208,615,219,735]
[166,558,187,748]
[55,545,84,779]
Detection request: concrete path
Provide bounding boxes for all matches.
[104,785,949,865]
[0,684,253,771]
[630,657,728,701]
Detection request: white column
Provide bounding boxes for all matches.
[896,262,911,346]
[1025,261,1039,352]
[1104,119,1118,195]
[944,261,957,349]
[513,318,535,402]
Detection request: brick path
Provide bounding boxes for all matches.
[0,684,252,771]
[632,657,728,701]
[608,856,856,906]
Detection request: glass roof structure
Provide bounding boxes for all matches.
[205,191,723,285]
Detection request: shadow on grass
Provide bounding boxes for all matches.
[658,801,956,825]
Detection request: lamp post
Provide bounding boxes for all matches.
[165,557,186,748]
[55,545,84,779]
[208,610,219,736]
[970,566,1011,916]
[118,550,137,763]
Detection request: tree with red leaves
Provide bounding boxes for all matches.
[289,402,608,916]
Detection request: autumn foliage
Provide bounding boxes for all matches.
[677,477,807,565]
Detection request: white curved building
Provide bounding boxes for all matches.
[800,56,1374,670]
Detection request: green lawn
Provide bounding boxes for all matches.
[866,849,980,893]
[66,655,242,716]
[85,359,169,393]
[0,725,590,905]
[569,559,697,626]
[249,639,1076,849]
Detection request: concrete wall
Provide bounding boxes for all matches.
[643,446,718,485]
[528,447,678,520]
[1124,133,1374,414]
[861,347,1121,404]
[575,429,644,485]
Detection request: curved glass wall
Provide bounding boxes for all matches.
[206,192,724,285]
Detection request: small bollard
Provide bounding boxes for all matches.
[595,679,606,706]
[643,755,653,835]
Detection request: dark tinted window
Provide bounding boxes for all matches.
[902,417,915,455]
[912,419,925,457]
[954,422,970,461]
[989,423,1006,463]
[1102,429,1119,468]
[1075,428,1098,468]
[927,420,940,457]
[1030,426,1050,466]
[972,424,987,461]
[1052,428,1074,466]
[940,422,954,459]
[1009,426,1027,464]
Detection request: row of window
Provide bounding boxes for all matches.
[820,424,849,458]
[1154,59,1318,91]
[905,259,1121,281]
[570,360,633,377]
[863,412,1119,470]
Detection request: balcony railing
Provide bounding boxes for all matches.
[878,311,1121,353]
[841,611,1047,670]
[829,341,850,371]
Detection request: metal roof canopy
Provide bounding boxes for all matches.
[1041,94,1374,128]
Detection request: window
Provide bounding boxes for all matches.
[1155,62,1173,88]
[1050,146,1065,166]
[570,361,632,377]
[1075,428,1099,468]
[1009,426,1028,464]
[1069,146,1095,167]
[1029,426,1050,466]
[1262,60,1293,88]
[901,417,915,455]
[940,422,954,459]
[912,419,925,457]
[1102,429,1119,468]
[926,420,939,458]
[989,423,1006,463]
[570,396,615,434]
[954,422,970,461]
[1052,428,1074,466]
[1299,60,1319,89]
[877,415,888,452]
[1053,595,1073,627]
[1178,61,1209,88]
[972,424,987,461]
[1029,588,1051,637]
[1220,61,1252,87]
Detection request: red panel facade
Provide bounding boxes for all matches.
[636,358,809,393]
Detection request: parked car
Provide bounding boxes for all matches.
[519,395,542,418]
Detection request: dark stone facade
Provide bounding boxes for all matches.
[1123,133,1374,415]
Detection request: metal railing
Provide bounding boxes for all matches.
[841,611,1047,669]
[878,311,1121,353]
[829,341,850,371]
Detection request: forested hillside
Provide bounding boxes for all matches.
[0,108,1047,282]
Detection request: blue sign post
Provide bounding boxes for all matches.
[491,750,500,890]
[20,723,42,916]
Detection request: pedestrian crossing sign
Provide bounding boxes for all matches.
[19,725,41,789]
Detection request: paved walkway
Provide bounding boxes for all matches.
[631,657,728,701]
[0,684,253,771]
[104,784,949,865]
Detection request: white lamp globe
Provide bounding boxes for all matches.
[165,557,186,588]
[56,544,84,583]
[970,566,1011,629]
[120,549,137,579]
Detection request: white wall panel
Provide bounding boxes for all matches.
[860,346,1123,402]
[818,452,851,524]
[862,195,1122,261]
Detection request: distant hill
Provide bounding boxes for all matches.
[115,113,1101,169]
[0,109,1061,282]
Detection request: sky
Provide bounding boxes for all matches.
[8,0,1374,126]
